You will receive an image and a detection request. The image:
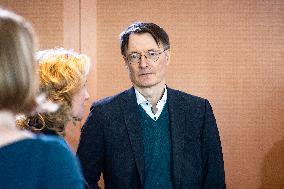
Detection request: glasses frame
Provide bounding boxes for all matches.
[125,48,168,65]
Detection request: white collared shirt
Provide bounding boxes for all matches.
[134,86,167,121]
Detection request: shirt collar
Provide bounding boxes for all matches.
[134,86,167,106]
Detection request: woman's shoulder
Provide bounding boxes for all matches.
[1,134,71,158]
[35,135,85,188]
[34,134,66,146]
[30,134,73,157]
[0,135,84,188]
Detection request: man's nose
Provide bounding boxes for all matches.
[139,54,149,68]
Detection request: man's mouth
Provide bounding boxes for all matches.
[139,72,152,76]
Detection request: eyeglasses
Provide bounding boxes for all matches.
[125,48,168,65]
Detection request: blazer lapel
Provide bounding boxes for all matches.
[120,87,145,186]
[167,88,187,188]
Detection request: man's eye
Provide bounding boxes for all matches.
[129,53,140,59]
[148,51,158,57]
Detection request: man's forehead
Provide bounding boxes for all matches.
[127,33,160,52]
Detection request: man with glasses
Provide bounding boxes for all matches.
[77,22,226,189]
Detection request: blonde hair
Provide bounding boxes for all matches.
[18,48,90,136]
[0,8,37,113]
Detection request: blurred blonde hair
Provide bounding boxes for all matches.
[0,8,37,113]
[18,48,90,136]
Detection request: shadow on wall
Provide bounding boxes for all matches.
[258,139,284,189]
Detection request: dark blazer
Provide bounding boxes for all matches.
[77,87,226,189]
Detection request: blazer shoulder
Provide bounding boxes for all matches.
[90,88,131,111]
[168,87,208,105]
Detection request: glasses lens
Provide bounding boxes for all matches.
[146,51,160,62]
[127,53,141,64]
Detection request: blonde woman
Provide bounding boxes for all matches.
[0,8,84,188]
[18,48,90,138]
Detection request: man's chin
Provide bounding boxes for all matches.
[134,81,160,89]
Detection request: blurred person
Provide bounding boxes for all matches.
[77,22,226,189]
[0,8,85,189]
[17,48,90,139]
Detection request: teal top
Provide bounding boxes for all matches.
[138,103,173,189]
[0,135,85,189]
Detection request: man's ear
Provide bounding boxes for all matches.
[125,63,129,70]
[165,49,170,65]
[123,57,129,69]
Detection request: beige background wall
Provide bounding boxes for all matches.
[1,0,283,188]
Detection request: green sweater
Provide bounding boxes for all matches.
[138,103,173,189]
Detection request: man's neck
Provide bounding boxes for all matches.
[134,83,166,107]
